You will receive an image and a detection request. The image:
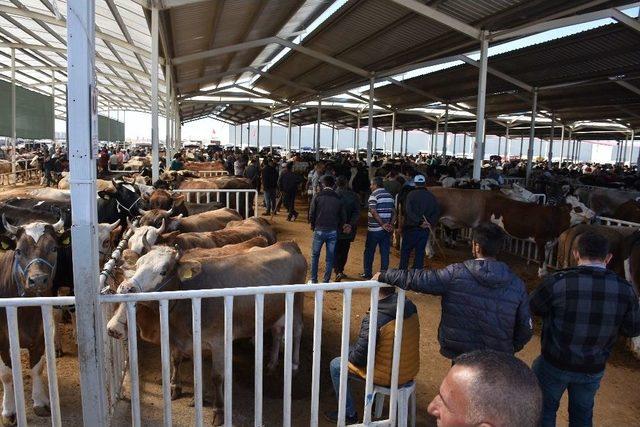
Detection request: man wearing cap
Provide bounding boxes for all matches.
[399,174,440,270]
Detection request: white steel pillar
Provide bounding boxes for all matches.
[150,7,160,183]
[400,128,404,155]
[452,133,457,157]
[472,33,489,180]
[391,112,396,156]
[356,114,361,153]
[316,99,321,161]
[287,107,292,153]
[270,108,274,155]
[331,126,336,152]
[67,0,108,424]
[247,122,251,148]
[240,121,244,149]
[497,136,501,159]
[463,132,467,159]
[256,119,260,151]
[519,134,524,158]
[548,113,555,169]
[434,117,440,154]
[298,125,301,151]
[11,48,16,174]
[442,103,449,157]
[525,89,538,184]
[165,60,171,169]
[559,126,565,163]
[374,127,378,150]
[51,71,56,140]
[504,125,509,160]
[366,76,374,166]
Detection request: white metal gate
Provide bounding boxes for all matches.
[174,188,259,218]
[193,170,229,177]
[99,282,408,427]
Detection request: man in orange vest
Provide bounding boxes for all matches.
[324,286,420,424]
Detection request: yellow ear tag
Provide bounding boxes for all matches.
[1,242,8,250]
[62,237,71,245]
[180,268,192,281]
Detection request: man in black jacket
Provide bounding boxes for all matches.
[309,175,348,283]
[278,162,302,221]
[530,230,640,427]
[399,174,440,269]
[374,222,532,361]
[261,158,278,215]
[334,175,360,281]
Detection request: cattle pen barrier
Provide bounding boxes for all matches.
[0,168,41,186]
[98,281,408,427]
[192,170,229,177]
[173,188,259,219]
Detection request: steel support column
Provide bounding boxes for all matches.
[400,128,404,155]
[356,114,361,153]
[463,133,467,159]
[270,108,274,155]
[332,126,336,153]
[240,121,244,149]
[247,122,251,148]
[497,136,501,159]
[151,8,160,183]
[434,118,440,154]
[526,89,538,184]
[452,133,457,157]
[66,0,108,424]
[256,119,260,152]
[519,134,524,158]
[472,33,488,180]
[165,60,171,168]
[298,126,301,151]
[287,107,292,154]
[548,114,555,169]
[366,76,375,166]
[316,99,321,161]
[504,126,509,159]
[391,112,396,156]
[51,71,56,140]
[442,103,449,157]
[11,48,16,174]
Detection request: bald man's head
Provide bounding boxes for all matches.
[428,350,542,427]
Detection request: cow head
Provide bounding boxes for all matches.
[137,206,183,232]
[110,178,142,217]
[97,220,122,264]
[2,214,69,296]
[116,244,181,294]
[127,218,166,255]
[565,195,595,225]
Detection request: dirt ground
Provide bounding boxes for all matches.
[4,190,640,426]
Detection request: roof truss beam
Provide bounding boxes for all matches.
[390,0,482,40]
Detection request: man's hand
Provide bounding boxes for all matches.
[342,224,352,234]
[372,272,381,281]
[420,220,430,229]
[382,223,393,233]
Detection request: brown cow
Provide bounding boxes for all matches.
[427,188,594,276]
[129,208,242,254]
[106,241,306,425]
[157,217,276,250]
[612,200,640,223]
[183,161,225,172]
[0,216,69,424]
[143,189,188,217]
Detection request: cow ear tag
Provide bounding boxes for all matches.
[1,241,8,250]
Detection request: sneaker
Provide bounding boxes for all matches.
[323,410,358,424]
[335,272,346,282]
[307,280,317,284]
[359,273,372,280]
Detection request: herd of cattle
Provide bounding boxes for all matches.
[1,160,640,424]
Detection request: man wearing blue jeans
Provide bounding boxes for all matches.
[309,175,348,283]
[530,230,640,426]
[398,174,439,270]
[362,177,395,279]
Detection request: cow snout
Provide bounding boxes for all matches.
[116,281,137,294]
[27,274,50,291]
[106,318,126,340]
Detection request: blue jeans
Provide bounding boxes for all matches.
[329,357,356,418]
[310,230,337,283]
[399,228,430,270]
[363,230,391,276]
[264,189,276,213]
[532,356,604,427]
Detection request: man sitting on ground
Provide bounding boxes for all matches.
[374,222,532,362]
[324,286,420,424]
[428,350,542,427]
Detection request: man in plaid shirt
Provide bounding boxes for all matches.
[530,230,640,426]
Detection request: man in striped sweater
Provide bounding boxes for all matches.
[361,177,395,280]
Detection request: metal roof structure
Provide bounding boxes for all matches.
[0,0,166,119]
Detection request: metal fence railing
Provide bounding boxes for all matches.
[596,216,640,228]
[0,295,74,427]
[173,188,259,219]
[99,281,407,427]
[192,170,228,177]
[0,168,41,186]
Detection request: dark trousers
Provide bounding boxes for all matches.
[264,188,276,213]
[283,190,298,219]
[363,230,391,276]
[533,356,604,427]
[399,228,430,270]
[334,239,352,274]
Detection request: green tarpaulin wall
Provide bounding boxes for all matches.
[0,79,54,139]
[98,115,125,142]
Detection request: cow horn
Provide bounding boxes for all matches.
[157,218,166,235]
[109,219,121,231]
[138,207,148,216]
[142,230,152,253]
[174,244,181,261]
[2,214,19,236]
[166,203,175,216]
[52,217,65,233]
